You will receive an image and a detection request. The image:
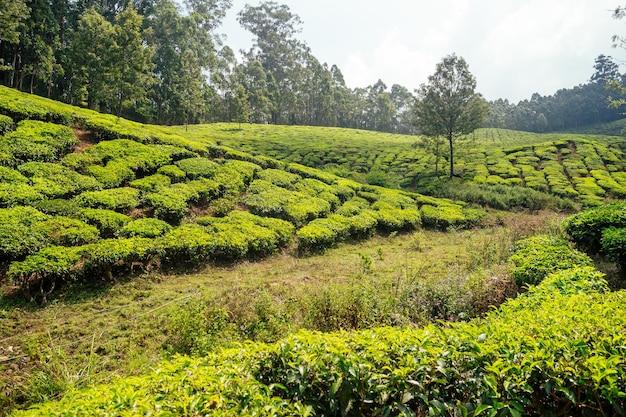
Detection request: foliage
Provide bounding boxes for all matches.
[0,206,50,260]
[0,114,14,134]
[563,202,626,254]
[174,157,219,179]
[509,235,593,287]
[77,208,132,238]
[13,259,626,416]
[73,187,140,213]
[119,218,172,238]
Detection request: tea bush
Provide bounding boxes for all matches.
[600,227,626,267]
[129,173,171,192]
[119,218,172,238]
[18,161,101,198]
[0,206,50,259]
[296,214,354,252]
[244,180,331,227]
[0,114,13,134]
[156,164,187,182]
[174,157,219,179]
[143,189,189,225]
[77,208,132,238]
[257,168,300,188]
[85,160,135,188]
[373,207,421,232]
[16,265,626,417]
[0,183,44,207]
[509,234,593,287]
[563,202,626,253]
[198,211,294,257]
[33,198,81,217]
[35,216,100,247]
[419,204,466,230]
[73,187,140,213]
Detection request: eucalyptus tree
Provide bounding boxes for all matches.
[148,0,230,124]
[237,1,309,124]
[70,7,116,109]
[0,0,29,46]
[240,59,273,123]
[414,54,488,177]
[110,4,154,117]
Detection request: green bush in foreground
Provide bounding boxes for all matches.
[14,266,626,417]
[563,202,626,254]
[509,234,593,287]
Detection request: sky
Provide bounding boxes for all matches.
[219,0,626,103]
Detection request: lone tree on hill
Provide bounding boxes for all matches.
[414,54,488,177]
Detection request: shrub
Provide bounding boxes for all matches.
[81,237,158,278]
[297,214,354,252]
[257,168,300,188]
[0,114,13,134]
[600,227,626,266]
[1,120,78,163]
[419,204,467,229]
[0,166,27,183]
[336,197,370,216]
[157,164,187,182]
[130,174,171,192]
[77,208,132,238]
[175,157,219,179]
[35,217,100,246]
[33,199,81,217]
[0,183,44,207]
[74,187,140,213]
[509,235,593,287]
[0,206,50,259]
[7,245,86,288]
[198,211,294,255]
[18,161,101,198]
[244,180,331,227]
[563,202,626,253]
[120,218,172,238]
[157,224,215,264]
[143,190,189,225]
[373,207,421,232]
[69,139,170,173]
[86,160,135,188]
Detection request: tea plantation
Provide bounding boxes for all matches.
[0,85,479,298]
[2,86,626,416]
[175,123,626,209]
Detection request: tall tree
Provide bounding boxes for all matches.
[70,7,116,109]
[238,1,308,124]
[414,54,488,177]
[0,0,30,46]
[591,54,620,85]
[110,4,154,117]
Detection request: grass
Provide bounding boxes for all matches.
[0,210,563,415]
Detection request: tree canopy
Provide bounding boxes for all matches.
[0,1,622,135]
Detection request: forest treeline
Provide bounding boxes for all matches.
[1,0,624,134]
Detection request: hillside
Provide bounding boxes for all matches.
[172,123,626,208]
[2,88,626,415]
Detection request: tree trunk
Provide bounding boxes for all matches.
[448,133,454,178]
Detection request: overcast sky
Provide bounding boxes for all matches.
[220,0,626,103]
